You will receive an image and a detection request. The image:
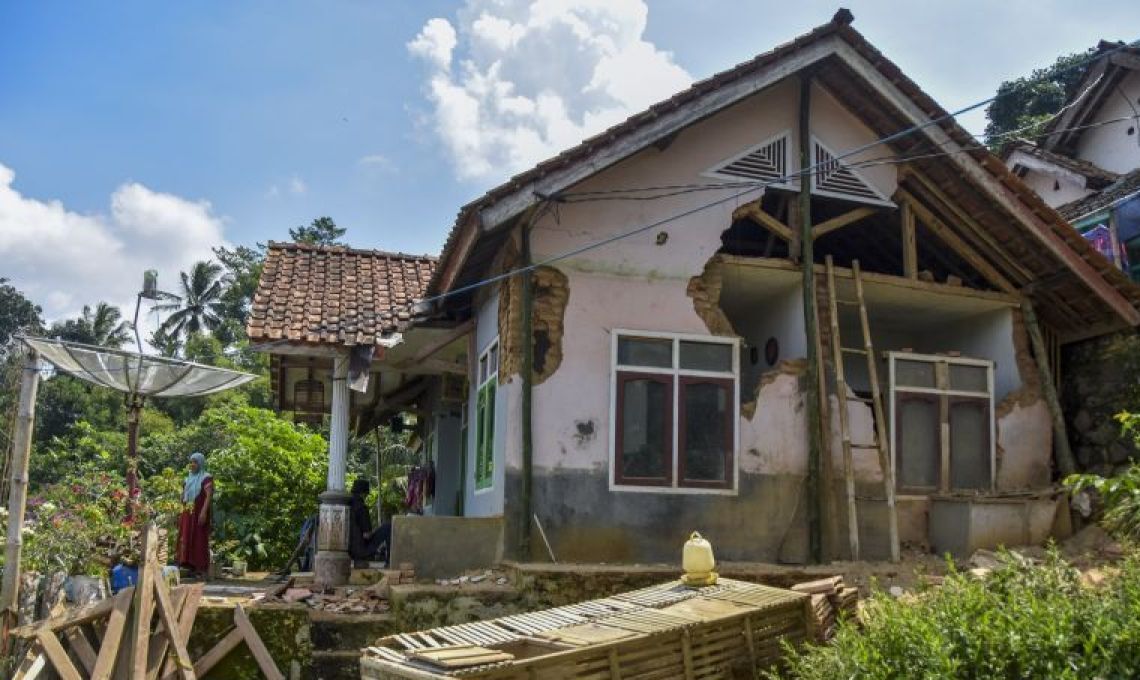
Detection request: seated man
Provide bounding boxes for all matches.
[348,479,391,565]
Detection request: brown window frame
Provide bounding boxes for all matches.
[614,370,674,487]
[678,376,735,489]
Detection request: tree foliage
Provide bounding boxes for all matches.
[290,216,346,246]
[49,302,132,348]
[983,49,1095,147]
[0,277,43,353]
[156,260,228,342]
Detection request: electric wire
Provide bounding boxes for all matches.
[408,38,1139,310]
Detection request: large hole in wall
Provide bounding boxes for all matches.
[498,265,570,384]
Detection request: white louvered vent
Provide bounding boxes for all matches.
[811,138,888,204]
[704,132,791,185]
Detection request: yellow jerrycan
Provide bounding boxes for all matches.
[681,531,718,586]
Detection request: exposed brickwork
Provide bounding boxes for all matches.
[248,242,436,346]
[498,265,570,385]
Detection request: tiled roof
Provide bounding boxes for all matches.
[1059,168,1140,221]
[1004,140,1120,189]
[247,242,437,346]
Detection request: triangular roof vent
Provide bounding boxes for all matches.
[703,131,791,186]
[811,137,890,204]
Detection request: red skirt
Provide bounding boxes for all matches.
[176,477,212,572]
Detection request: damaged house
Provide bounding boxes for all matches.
[249,11,1140,582]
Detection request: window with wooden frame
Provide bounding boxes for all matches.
[474,339,498,491]
[611,331,738,492]
[888,352,994,494]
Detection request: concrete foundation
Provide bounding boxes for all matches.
[928,495,1060,557]
[389,515,505,580]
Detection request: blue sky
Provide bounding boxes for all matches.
[1,0,1137,321]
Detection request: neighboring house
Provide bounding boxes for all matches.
[251,11,1140,581]
[1004,41,1140,278]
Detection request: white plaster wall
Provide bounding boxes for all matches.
[465,290,507,517]
[996,400,1052,490]
[1076,70,1140,175]
[1020,168,1094,209]
[740,369,808,476]
[915,308,1019,401]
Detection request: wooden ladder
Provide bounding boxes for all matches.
[824,255,900,563]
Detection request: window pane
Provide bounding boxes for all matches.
[949,365,987,393]
[950,400,990,490]
[618,337,673,368]
[618,376,670,481]
[681,380,731,485]
[898,397,939,489]
[679,341,733,372]
[895,359,935,388]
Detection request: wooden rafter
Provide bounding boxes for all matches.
[811,206,877,239]
[732,202,794,242]
[895,190,1017,294]
[901,202,917,279]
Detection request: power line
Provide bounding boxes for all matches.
[411,37,1139,310]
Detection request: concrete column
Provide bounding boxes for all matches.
[314,352,352,586]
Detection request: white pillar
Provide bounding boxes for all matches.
[327,353,350,492]
[314,352,352,586]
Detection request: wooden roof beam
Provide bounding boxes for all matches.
[732,202,794,242]
[896,189,1017,294]
[812,206,878,239]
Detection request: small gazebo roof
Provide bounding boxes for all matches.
[247,242,437,348]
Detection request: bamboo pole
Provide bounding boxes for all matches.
[2,348,40,630]
[799,70,823,563]
[852,261,899,562]
[1022,299,1077,476]
[825,257,859,561]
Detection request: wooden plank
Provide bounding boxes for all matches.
[191,628,243,678]
[146,586,187,679]
[37,630,83,680]
[1022,299,1078,475]
[234,604,285,680]
[826,255,859,561]
[901,201,917,279]
[131,524,160,678]
[12,643,46,680]
[90,587,134,680]
[853,260,900,563]
[149,566,194,680]
[732,203,794,242]
[800,70,823,566]
[898,190,1017,294]
[160,583,203,680]
[812,206,877,239]
[64,626,98,674]
[10,595,121,638]
[937,362,951,495]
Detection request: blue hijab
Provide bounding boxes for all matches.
[183,452,208,503]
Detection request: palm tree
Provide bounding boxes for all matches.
[49,302,132,348]
[156,261,227,341]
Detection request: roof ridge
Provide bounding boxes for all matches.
[266,240,439,261]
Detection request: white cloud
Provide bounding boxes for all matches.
[408,18,458,70]
[0,162,227,333]
[408,0,692,183]
[357,154,398,172]
[289,176,307,195]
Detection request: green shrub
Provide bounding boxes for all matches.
[774,550,1140,680]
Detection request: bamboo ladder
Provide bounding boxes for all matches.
[823,255,899,563]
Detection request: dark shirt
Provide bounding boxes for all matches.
[348,495,372,559]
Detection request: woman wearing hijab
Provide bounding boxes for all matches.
[177,452,214,578]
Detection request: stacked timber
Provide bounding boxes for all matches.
[361,578,810,679]
[790,576,859,641]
